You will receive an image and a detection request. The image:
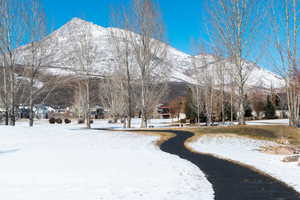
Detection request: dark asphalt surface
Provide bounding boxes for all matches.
[157,130,300,200]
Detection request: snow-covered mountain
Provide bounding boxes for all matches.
[18,17,284,88]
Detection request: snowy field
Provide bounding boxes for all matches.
[188,135,300,192]
[91,118,174,129]
[246,119,289,126]
[0,120,214,200]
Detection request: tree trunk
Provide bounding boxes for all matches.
[5,110,9,125]
[221,84,225,124]
[127,65,132,128]
[140,78,147,128]
[86,80,91,129]
[29,78,34,127]
[230,84,234,123]
[238,86,246,125]
[3,62,9,125]
[123,116,127,128]
[9,72,15,126]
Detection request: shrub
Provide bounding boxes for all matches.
[49,118,56,124]
[180,119,186,124]
[55,118,62,124]
[64,119,71,124]
[78,119,85,124]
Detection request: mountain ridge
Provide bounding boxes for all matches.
[18,17,284,89]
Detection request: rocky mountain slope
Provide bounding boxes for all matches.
[18,17,284,89]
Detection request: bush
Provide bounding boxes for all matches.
[55,118,62,124]
[64,119,71,124]
[49,118,56,124]
[180,119,186,124]
[78,119,85,124]
[190,118,196,124]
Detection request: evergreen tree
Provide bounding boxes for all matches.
[264,96,276,119]
[224,103,236,121]
[185,88,197,121]
[244,95,253,118]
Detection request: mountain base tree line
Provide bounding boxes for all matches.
[0,0,299,128]
[185,87,279,125]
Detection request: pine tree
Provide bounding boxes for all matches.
[244,96,253,118]
[185,88,197,121]
[264,96,276,119]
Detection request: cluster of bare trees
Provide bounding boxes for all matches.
[0,0,169,128]
[1,0,298,129]
[188,53,233,125]
[104,0,169,128]
[206,0,266,125]
[0,0,25,126]
[0,0,62,127]
[188,0,299,126]
[270,0,299,126]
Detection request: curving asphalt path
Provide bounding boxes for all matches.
[157,130,300,200]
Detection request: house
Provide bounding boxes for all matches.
[90,105,105,119]
[35,104,56,119]
[157,105,171,119]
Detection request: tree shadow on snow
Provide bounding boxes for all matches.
[0,148,20,155]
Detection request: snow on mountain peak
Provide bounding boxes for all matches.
[17,18,284,89]
[65,17,104,29]
[68,17,87,24]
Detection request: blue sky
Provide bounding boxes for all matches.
[41,0,292,72]
[42,0,208,55]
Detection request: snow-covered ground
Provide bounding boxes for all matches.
[246,119,289,125]
[194,119,289,127]
[0,121,214,200]
[91,118,174,129]
[188,135,300,192]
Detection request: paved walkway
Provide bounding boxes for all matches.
[159,130,300,200]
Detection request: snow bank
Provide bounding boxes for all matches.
[188,135,300,192]
[0,122,214,200]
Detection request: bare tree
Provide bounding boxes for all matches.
[207,0,265,125]
[0,0,27,126]
[61,21,98,128]
[109,7,135,128]
[189,55,204,124]
[213,50,227,124]
[202,56,216,126]
[189,49,217,126]
[21,0,47,127]
[249,87,266,119]
[98,74,127,125]
[128,0,169,128]
[270,0,299,126]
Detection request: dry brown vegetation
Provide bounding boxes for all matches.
[184,125,300,146]
[129,125,300,147]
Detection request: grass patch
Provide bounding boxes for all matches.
[184,125,300,146]
[129,129,175,146]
